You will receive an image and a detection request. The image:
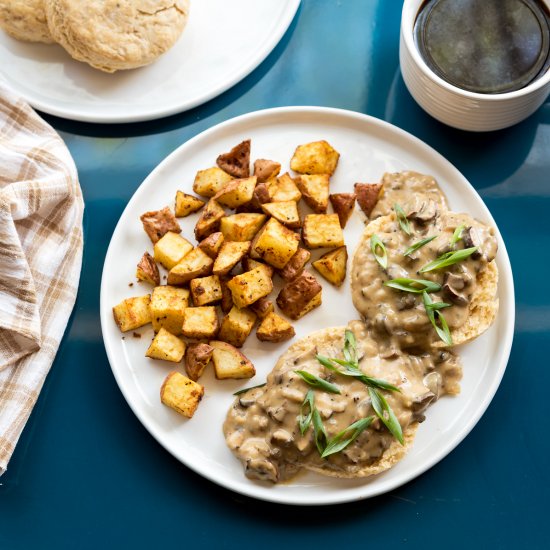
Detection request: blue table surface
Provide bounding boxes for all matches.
[1,1,548,548]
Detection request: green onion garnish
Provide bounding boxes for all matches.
[370,234,388,269]
[450,224,465,246]
[403,235,438,257]
[233,383,266,395]
[298,390,315,435]
[312,408,328,455]
[321,417,375,458]
[294,370,341,394]
[368,387,404,444]
[394,203,412,235]
[419,247,478,273]
[384,278,441,294]
[422,292,453,346]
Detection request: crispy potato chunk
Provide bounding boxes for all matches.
[181,306,219,339]
[185,342,214,381]
[213,241,251,276]
[136,252,160,285]
[193,167,232,198]
[145,328,186,362]
[194,199,226,241]
[254,159,281,183]
[249,296,274,319]
[113,295,152,332]
[241,257,275,278]
[219,306,257,348]
[296,174,330,213]
[302,213,345,249]
[329,193,356,228]
[354,183,383,217]
[250,181,271,208]
[175,191,205,217]
[251,217,300,269]
[210,341,255,379]
[279,247,311,282]
[220,277,233,314]
[198,232,224,259]
[160,371,204,418]
[268,172,302,203]
[220,213,266,242]
[227,266,273,308]
[256,312,295,342]
[190,275,223,306]
[150,285,190,334]
[213,176,257,208]
[261,201,301,229]
[290,140,340,175]
[153,231,193,270]
[276,271,322,320]
[216,139,251,178]
[312,246,348,287]
[140,207,181,243]
[167,247,213,285]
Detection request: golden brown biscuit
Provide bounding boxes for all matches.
[0,0,54,43]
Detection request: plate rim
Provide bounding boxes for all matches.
[100,106,515,505]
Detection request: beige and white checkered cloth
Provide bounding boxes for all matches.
[0,85,83,475]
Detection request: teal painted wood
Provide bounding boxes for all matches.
[1,1,547,548]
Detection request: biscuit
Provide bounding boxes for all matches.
[44,0,190,72]
[0,0,54,43]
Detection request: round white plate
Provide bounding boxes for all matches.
[0,0,300,123]
[100,107,515,505]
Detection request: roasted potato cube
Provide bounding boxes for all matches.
[250,180,271,209]
[210,341,255,379]
[140,207,181,243]
[167,247,213,285]
[175,191,205,217]
[219,306,257,348]
[268,172,302,203]
[302,214,345,249]
[329,193,356,228]
[220,213,266,242]
[213,176,257,208]
[296,174,330,213]
[194,199,226,241]
[276,271,322,320]
[181,306,219,339]
[153,231,193,270]
[150,285,190,334]
[254,159,281,183]
[113,295,152,332]
[227,266,273,308]
[261,201,301,229]
[193,167,232,198]
[241,257,275,278]
[198,231,225,259]
[249,297,274,319]
[279,247,311,282]
[160,371,204,418]
[251,217,300,269]
[312,246,348,287]
[145,327,186,363]
[136,251,160,285]
[290,140,340,175]
[190,275,223,306]
[220,277,234,314]
[213,241,251,276]
[216,139,251,178]
[185,342,214,381]
[256,312,295,342]
[354,183,383,217]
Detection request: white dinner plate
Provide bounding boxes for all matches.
[0,1,300,123]
[100,107,515,505]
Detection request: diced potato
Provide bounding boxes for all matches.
[354,183,383,217]
[198,232,224,259]
[153,231,193,270]
[160,371,204,418]
[312,246,348,287]
[250,181,271,209]
[150,285,190,334]
[136,251,160,285]
[329,193,356,228]
[276,271,322,320]
[220,277,234,314]
[210,341,255,380]
[219,306,257,348]
[194,199,226,241]
[241,257,275,278]
[181,306,219,339]
[190,275,223,306]
[216,139,251,178]
[296,174,330,213]
[145,327,186,362]
[113,295,152,332]
[213,176,257,208]
[193,167,232,198]
[268,172,302,202]
[140,207,181,243]
[185,342,214,381]
[220,213,266,242]
[213,241,251,276]
[227,266,273,308]
[251,217,300,269]
[167,247,213,285]
[261,201,301,229]
[302,213,345,249]
[290,140,340,175]
[256,312,295,342]
[175,191,205,217]
[254,159,281,183]
[249,297,274,319]
[279,247,311,282]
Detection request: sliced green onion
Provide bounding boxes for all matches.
[312,408,327,455]
[368,387,404,444]
[321,417,375,458]
[384,278,441,294]
[423,292,453,346]
[403,235,438,257]
[370,234,388,269]
[394,203,412,235]
[233,383,266,395]
[419,246,478,273]
[294,370,341,394]
[450,224,465,246]
[343,329,357,365]
[298,390,315,435]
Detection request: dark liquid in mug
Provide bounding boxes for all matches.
[414,0,550,93]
